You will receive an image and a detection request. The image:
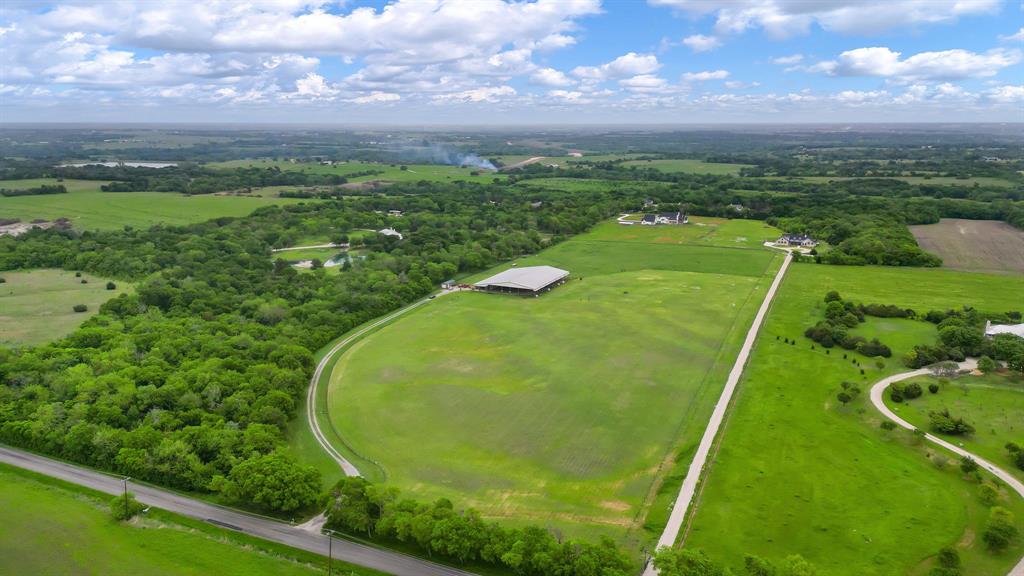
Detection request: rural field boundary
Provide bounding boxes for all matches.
[643,249,793,575]
[869,360,1024,576]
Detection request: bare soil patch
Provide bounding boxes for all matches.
[910,218,1024,274]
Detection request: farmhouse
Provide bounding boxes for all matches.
[474,265,569,296]
[985,321,1024,338]
[776,234,817,248]
[641,211,686,225]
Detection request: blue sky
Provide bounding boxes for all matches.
[1,0,1021,123]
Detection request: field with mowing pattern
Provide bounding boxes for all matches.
[0,178,309,231]
[885,371,1024,482]
[910,218,1024,274]
[0,463,381,576]
[0,269,130,347]
[325,222,781,543]
[686,264,1024,576]
[590,218,780,249]
[620,159,753,175]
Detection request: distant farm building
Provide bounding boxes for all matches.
[441,279,456,290]
[378,227,404,240]
[985,321,1024,338]
[388,210,404,217]
[474,265,569,296]
[776,234,817,248]
[641,211,686,225]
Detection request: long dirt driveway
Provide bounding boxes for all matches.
[869,360,1024,576]
[644,249,792,575]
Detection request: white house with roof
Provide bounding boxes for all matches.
[378,227,403,240]
[776,234,817,248]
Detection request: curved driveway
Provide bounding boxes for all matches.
[0,445,477,576]
[306,297,435,477]
[869,360,1024,576]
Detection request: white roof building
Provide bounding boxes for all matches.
[985,321,1024,338]
[474,265,569,293]
[378,227,403,240]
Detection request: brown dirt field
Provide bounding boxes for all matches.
[910,219,1024,274]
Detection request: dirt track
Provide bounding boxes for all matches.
[910,219,1024,274]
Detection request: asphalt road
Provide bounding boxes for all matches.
[644,249,793,575]
[869,361,1024,576]
[0,445,477,576]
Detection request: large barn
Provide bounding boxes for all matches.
[474,265,569,296]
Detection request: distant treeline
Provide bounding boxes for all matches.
[0,184,67,197]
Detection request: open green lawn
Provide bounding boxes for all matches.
[886,371,1024,482]
[0,463,382,576]
[686,264,1024,576]
[324,224,780,544]
[0,178,309,231]
[590,218,780,249]
[620,159,753,175]
[272,247,347,262]
[0,269,130,346]
[207,159,506,184]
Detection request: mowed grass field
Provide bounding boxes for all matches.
[885,372,1024,482]
[593,218,780,249]
[0,463,381,576]
[620,159,753,175]
[686,264,1024,576]
[326,224,780,542]
[910,218,1024,274]
[0,269,130,346]
[207,159,506,184]
[0,178,309,231]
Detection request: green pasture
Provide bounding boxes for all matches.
[589,218,780,249]
[686,264,1024,576]
[564,153,649,164]
[272,247,346,262]
[886,372,1024,482]
[0,269,130,347]
[207,159,505,184]
[326,229,779,543]
[0,463,381,576]
[620,159,753,175]
[0,178,309,231]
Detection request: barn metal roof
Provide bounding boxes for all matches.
[474,265,569,291]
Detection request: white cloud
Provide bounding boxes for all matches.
[809,47,1021,82]
[530,67,575,87]
[771,54,803,65]
[291,72,338,100]
[572,52,661,82]
[350,91,401,104]
[649,0,999,38]
[987,84,1024,103]
[682,69,730,81]
[681,34,721,52]
[547,89,586,102]
[432,85,516,103]
[999,28,1024,42]
[619,74,670,92]
[725,80,760,89]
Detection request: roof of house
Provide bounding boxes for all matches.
[781,233,814,241]
[985,322,1024,337]
[642,214,656,223]
[658,211,681,219]
[474,265,570,291]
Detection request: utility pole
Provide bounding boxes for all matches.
[327,530,334,576]
[123,477,131,518]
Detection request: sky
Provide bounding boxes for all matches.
[0,0,1022,124]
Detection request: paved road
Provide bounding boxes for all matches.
[869,361,1024,576]
[271,243,347,253]
[643,250,793,575]
[0,445,477,576]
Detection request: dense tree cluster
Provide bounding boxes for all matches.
[0,183,67,197]
[929,409,975,436]
[905,307,1024,371]
[803,292,892,358]
[1006,443,1024,472]
[325,477,632,575]
[0,183,623,513]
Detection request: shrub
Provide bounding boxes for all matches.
[72,304,88,313]
[902,382,923,400]
[0,277,5,283]
[982,507,1018,551]
[109,493,145,521]
[979,483,1000,506]
[930,409,975,436]
[959,456,978,475]
[80,278,87,284]
[106,281,117,290]
[881,420,897,431]
[978,356,998,373]
[928,383,939,394]
[936,546,960,569]
[75,271,82,277]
